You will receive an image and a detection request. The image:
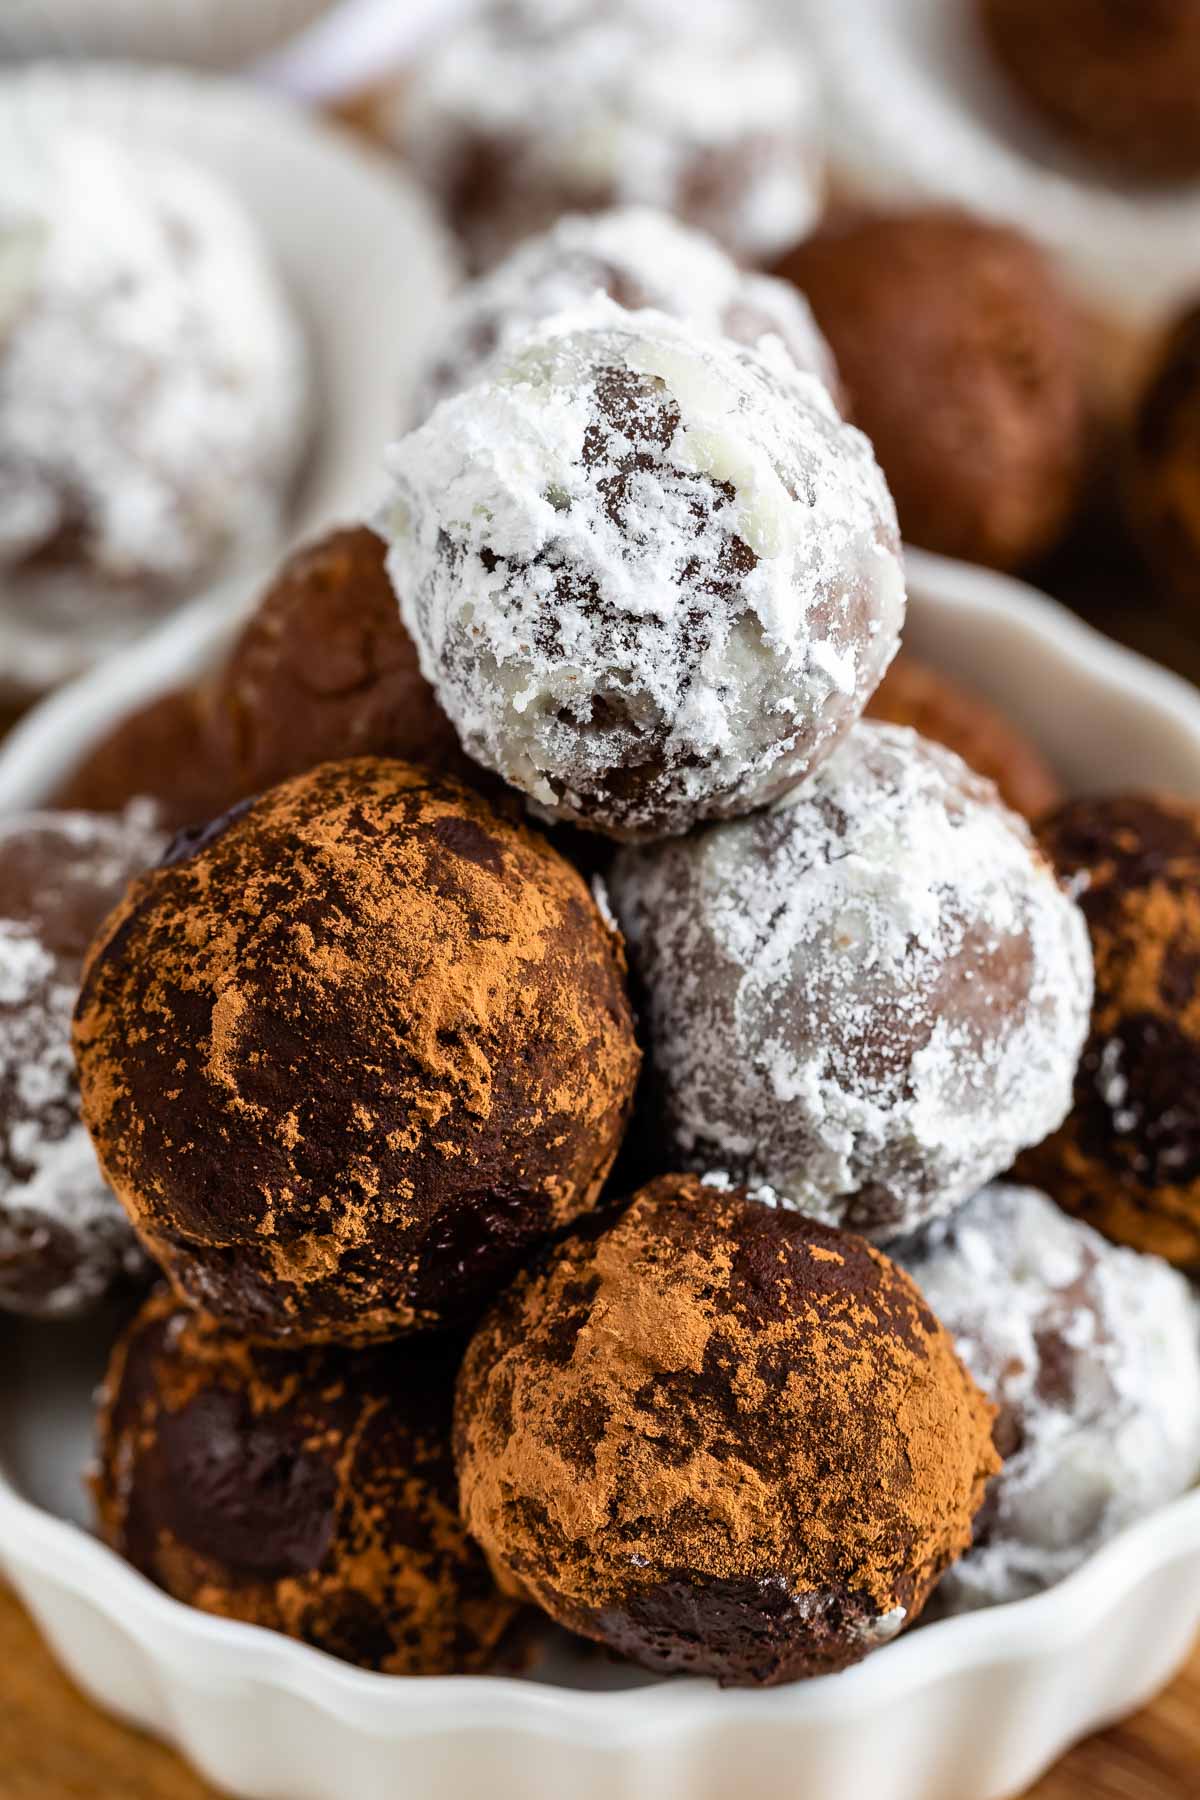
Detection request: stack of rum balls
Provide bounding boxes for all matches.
[7,200,1200,1693]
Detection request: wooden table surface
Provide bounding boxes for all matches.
[0,1577,1196,1799]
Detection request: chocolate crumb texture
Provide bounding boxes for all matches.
[94,1289,518,1675]
[1019,793,1200,1267]
[73,757,640,1345]
[455,1174,999,1688]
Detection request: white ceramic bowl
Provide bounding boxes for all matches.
[788,0,1200,340]
[0,61,458,693]
[2,550,1200,1800]
[0,0,335,71]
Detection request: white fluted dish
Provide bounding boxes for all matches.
[2,550,1200,1800]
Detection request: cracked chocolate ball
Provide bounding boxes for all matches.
[978,0,1200,181]
[74,758,640,1345]
[1019,793,1200,1267]
[455,1174,998,1687]
[775,209,1089,571]
[95,1290,518,1674]
[0,808,162,1317]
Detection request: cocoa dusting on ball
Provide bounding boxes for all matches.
[1126,306,1200,607]
[1019,794,1200,1267]
[382,308,903,842]
[54,687,241,833]
[609,723,1093,1240]
[74,759,640,1344]
[411,206,840,425]
[391,0,824,272]
[54,528,468,832]
[455,1174,998,1687]
[0,808,163,1317]
[901,1183,1200,1613]
[978,0,1200,181]
[774,210,1088,571]
[95,1290,518,1674]
[865,653,1062,819]
[207,527,469,798]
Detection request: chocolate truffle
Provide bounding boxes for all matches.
[74,759,640,1344]
[456,1174,998,1686]
[1126,305,1200,606]
[774,210,1089,571]
[0,808,163,1317]
[865,652,1062,820]
[411,206,840,425]
[901,1183,1200,1611]
[95,1290,517,1674]
[391,0,823,272]
[53,529,470,833]
[0,128,311,697]
[54,687,240,834]
[381,309,904,842]
[978,0,1200,181]
[609,723,1094,1240]
[205,526,469,798]
[1019,794,1200,1267]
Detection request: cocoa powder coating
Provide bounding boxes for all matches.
[1020,794,1200,1267]
[94,1290,518,1674]
[73,758,640,1344]
[454,1175,998,1686]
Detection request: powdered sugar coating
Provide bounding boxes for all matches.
[608,723,1094,1232]
[394,0,824,271]
[901,1183,1200,1611]
[381,307,903,840]
[0,128,312,695]
[0,807,164,1317]
[410,206,840,425]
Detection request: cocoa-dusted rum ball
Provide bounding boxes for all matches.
[74,759,640,1345]
[410,206,840,425]
[54,528,469,832]
[0,808,163,1318]
[390,0,824,273]
[900,1183,1200,1613]
[95,1290,518,1674]
[381,308,903,842]
[455,1175,999,1687]
[978,0,1200,181]
[1019,794,1200,1267]
[865,652,1062,820]
[1126,305,1200,606]
[206,526,470,798]
[53,687,241,833]
[609,724,1093,1241]
[775,209,1089,571]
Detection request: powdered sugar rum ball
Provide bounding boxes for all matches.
[0,128,311,696]
[609,723,1094,1237]
[0,807,163,1317]
[900,1183,1200,1612]
[391,0,824,272]
[381,308,903,842]
[411,206,840,425]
